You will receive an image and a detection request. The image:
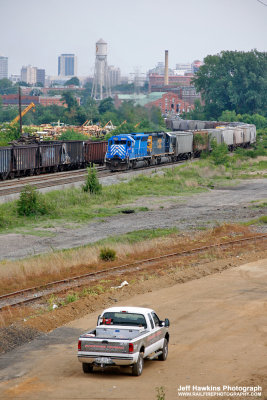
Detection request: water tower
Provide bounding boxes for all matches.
[91,38,111,100]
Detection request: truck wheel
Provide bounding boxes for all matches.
[132,353,144,376]
[82,363,93,373]
[158,338,168,361]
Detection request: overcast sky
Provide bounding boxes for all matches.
[1,0,266,77]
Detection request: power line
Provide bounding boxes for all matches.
[256,0,267,6]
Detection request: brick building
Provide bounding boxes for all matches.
[114,92,193,114]
[1,94,38,107]
[148,73,193,92]
[1,94,80,108]
[144,92,192,114]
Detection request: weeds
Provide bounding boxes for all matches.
[99,248,116,261]
[156,386,166,400]
[66,292,79,303]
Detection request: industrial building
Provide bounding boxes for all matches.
[147,51,201,106]
[114,92,192,114]
[0,56,8,79]
[58,54,77,77]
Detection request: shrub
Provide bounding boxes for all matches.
[99,247,116,261]
[83,165,102,194]
[17,185,49,216]
[210,140,229,165]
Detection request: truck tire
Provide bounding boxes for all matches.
[158,338,168,361]
[82,363,93,373]
[132,353,144,376]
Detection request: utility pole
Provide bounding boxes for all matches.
[18,86,22,135]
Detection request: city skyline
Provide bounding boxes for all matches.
[1,0,267,77]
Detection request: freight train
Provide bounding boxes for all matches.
[105,121,256,171]
[0,120,257,180]
[0,140,107,180]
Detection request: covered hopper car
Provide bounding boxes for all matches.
[105,121,256,171]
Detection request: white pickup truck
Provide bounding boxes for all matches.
[77,306,170,376]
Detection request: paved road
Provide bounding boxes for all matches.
[0,178,266,260]
[0,258,266,399]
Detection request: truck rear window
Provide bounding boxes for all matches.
[101,312,147,328]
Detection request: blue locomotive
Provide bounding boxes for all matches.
[105,131,193,171]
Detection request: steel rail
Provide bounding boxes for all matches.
[0,233,266,310]
[0,159,195,197]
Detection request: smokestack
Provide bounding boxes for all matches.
[164,50,169,86]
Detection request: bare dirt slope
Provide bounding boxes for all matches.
[0,178,267,261]
[1,258,266,400]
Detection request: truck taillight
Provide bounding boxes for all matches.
[78,340,81,351]
[129,343,134,353]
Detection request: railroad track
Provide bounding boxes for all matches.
[0,166,107,196]
[1,233,266,310]
[0,160,190,197]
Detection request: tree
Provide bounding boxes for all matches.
[181,99,206,120]
[64,77,80,86]
[219,110,239,122]
[193,50,267,118]
[61,91,78,110]
[30,88,43,96]
[16,81,30,87]
[59,129,88,141]
[0,78,17,95]
[98,97,115,114]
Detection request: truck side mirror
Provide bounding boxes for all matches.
[164,318,170,327]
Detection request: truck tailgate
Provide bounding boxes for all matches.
[80,339,129,354]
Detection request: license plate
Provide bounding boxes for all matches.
[95,357,113,364]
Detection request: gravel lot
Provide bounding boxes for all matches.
[0,177,266,261]
[1,257,266,399]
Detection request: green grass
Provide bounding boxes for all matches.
[249,200,267,209]
[0,156,266,234]
[243,215,267,226]
[95,227,179,246]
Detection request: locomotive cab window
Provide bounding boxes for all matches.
[127,141,131,147]
[114,139,127,145]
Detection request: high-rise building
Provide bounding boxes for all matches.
[21,65,37,84]
[21,66,46,85]
[58,54,77,76]
[36,69,45,86]
[108,65,121,87]
[0,56,8,79]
